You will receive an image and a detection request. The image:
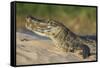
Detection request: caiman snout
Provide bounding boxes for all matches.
[25,16,50,31]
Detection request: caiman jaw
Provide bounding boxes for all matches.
[25,16,52,34]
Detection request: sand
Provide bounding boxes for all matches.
[16,32,96,65]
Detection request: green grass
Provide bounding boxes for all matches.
[16,3,97,35]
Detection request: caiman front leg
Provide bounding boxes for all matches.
[67,43,91,59]
[77,44,91,59]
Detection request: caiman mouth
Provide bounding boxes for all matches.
[25,16,52,33]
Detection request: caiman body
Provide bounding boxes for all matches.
[25,16,96,59]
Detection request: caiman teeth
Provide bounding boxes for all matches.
[25,23,28,28]
[29,24,32,27]
[25,23,32,30]
[47,26,51,28]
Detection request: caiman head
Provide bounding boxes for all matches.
[25,15,64,37]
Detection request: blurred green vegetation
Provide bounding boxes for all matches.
[16,3,97,35]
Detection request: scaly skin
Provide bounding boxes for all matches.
[25,15,96,59]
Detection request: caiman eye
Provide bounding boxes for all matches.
[51,21,57,27]
[47,19,57,27]
[48,20,54,25]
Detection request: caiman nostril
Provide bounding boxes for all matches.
[26,17,30,22]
